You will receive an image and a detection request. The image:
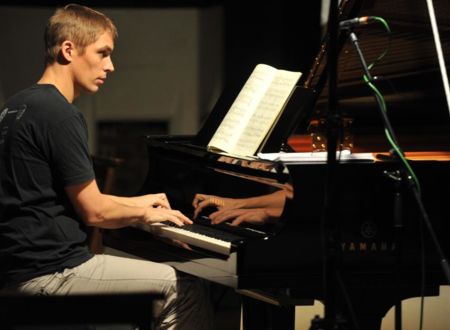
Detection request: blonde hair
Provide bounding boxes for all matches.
[44,3,118,64]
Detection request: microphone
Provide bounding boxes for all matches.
[339,16,376,29]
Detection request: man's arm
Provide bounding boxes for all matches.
[106,193,170,209]
[65,179,191,229]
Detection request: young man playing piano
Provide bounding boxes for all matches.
[0,4,212,329]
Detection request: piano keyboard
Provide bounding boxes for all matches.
[133,221,244,256]
[194,215,268,239]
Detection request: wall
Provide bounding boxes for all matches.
[0,5,223,194]
[0,5,224,151]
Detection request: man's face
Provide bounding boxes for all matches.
[72,31,115,95]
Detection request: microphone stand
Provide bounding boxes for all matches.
[347,29,450,285]
[312,14,450,328]
[383,169,404,330]
[346,26,450,330]
[311,0,347,329]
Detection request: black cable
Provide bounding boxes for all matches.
[411,185,450,285]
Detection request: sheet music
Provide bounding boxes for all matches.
[207,64,301,156]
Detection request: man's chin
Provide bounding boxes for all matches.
[83,86,100,94]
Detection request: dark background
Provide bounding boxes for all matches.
[0,1,323,194]
[3,0,323,90]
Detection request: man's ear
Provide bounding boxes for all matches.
[59,40,75,63]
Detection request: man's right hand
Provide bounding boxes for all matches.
[144,207,192,227]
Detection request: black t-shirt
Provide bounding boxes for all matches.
[0,84,94,285]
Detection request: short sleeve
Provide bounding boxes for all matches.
[47,114,95,186]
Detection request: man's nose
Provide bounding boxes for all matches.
[105,58,114,73]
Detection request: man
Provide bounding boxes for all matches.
[0,4,212,329]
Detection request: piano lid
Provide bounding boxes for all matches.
[300,0,450,150]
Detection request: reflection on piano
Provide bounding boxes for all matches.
[103,0,450,329]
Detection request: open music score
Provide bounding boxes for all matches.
[207,64,302,157]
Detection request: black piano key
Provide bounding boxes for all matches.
[194,216,268,239]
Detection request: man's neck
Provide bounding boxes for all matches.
[37,65,77,103]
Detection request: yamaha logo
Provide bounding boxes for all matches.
[340,222,395,252]
[361,221,377,239]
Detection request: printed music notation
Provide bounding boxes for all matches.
[207,64,302,157]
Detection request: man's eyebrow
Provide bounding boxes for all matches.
[98,46,113,52]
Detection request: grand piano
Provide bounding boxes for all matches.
[103,0,450,329]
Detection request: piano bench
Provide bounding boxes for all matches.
[0,293,160,330]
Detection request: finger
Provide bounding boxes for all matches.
[231,218,244,226]
[193,207,209,220]
[154,193,165,200]
[194,201,209,219]
[208,210,219,221]
[157,193,171,208]
[193,199,213,219]
[173,210,193,225]
[163,199,172,210]
[165,215,184,227]
[154,193,167,201]
[161,210,188,226]
[208,208,229,221]
[147,193,170,209]
[211,210,238,224]
[193,208,200,220]
[192,194,200,208]
[153,209,192,226]
[192,194,206,208]
[153,199,170,209]
[231,214,248,226]
[181,215,193,225]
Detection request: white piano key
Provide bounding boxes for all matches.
[132,222,232,256]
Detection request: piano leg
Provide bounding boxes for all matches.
[242,296,295,330]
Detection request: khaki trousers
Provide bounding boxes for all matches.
[4,254,213,330]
